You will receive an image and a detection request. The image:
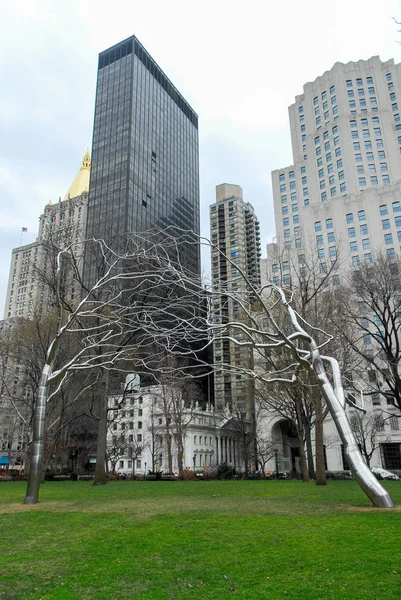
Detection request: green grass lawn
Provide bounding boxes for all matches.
[0,481,400,600]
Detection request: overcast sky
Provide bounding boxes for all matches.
[0,0,400,316]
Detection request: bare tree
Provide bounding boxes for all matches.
[334,255,401,413]
[349,410,387,468]
[201,235,395,507]
[23,232,206,504]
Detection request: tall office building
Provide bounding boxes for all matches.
[4,151,90,319]
[84,35,200,287]
[210,184,261,411]
[270,56,401,277]
[266,57,401,474]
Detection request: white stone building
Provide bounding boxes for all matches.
[4,150,90,319]
[263,56,401,475]
[270,56,401,273]
[106,376,251,477]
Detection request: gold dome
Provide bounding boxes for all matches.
[63,149,91,201]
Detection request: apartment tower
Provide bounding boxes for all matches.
[210,184,261,411]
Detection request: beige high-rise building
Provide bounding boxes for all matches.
[4,150,90,319]
[210,184,261,410]
[270,56,401,280]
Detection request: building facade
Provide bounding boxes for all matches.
[271,56,401,272]
[210,184,261,411]
[84,35,200,288]
[266,56,401,475]
[4,151,90,319]
[106,376,247,477]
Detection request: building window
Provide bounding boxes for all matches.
[384,233,393,245]
[355,153,362,162]
[364,141,372,150]
[387,248,396,259]
[316,235,323,246]
[357,165,364,175]
[348,227,356,238]
[362,238,370,250]
[281,195,287,204]
[340,182,347,193]
[327,232,335,242]
[353,142,360,151]
[330,186,336,197]
[326,218,333,229]
[350,241,358,252]
[380,205,388,216]
[360,224,368,235]
[321,191,327,201]
[382,175,390,185]
[314,221,322,232]
[393,201,401,213]
[358,177,366,187]
[351,130,359,139]
[370,176,378,185]
[352,255,360,266]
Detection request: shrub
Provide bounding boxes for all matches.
[217,462,234,480]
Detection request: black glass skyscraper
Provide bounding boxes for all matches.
[85,35,200,285]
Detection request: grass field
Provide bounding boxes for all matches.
[0,480,400,600]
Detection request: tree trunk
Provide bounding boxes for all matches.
[314,400,327,486]
[93,369,109,485]
[24,364,52,504]
[295,401,310,482]
[305,426,316,480]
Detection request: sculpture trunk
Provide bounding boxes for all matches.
[310,343,394,508]
[24,364,52,504]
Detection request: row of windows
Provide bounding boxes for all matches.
[314,219,333,231]
[351,115,380,128]
[346,76,374,88]
[321,182,347,200]
[359,175,390,187]
[355,150,386,162]
[351,127,381,139]
[356,163,388,174]
[353,139,383,151]
[316,232,336,245]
